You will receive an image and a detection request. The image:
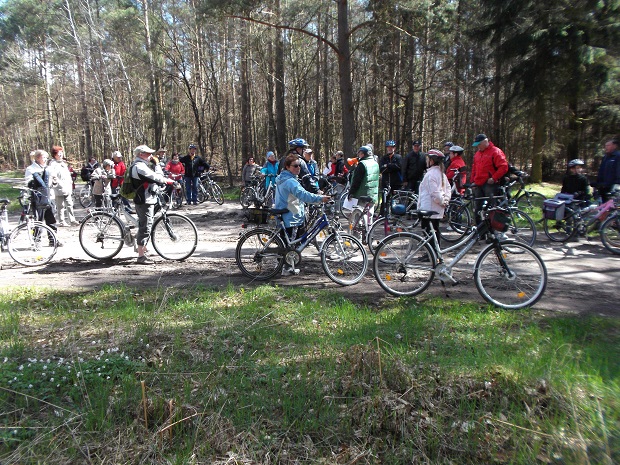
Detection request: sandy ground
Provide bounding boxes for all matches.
[1,185,618,317]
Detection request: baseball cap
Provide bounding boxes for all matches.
[472,134,487,147]
[133,145,156,157]
[413,140,422,146]
[188,144,197,149]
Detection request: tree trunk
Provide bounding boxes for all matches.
[531,95,545,183]
[337,0,356,154]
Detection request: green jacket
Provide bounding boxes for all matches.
[350,155,380,204]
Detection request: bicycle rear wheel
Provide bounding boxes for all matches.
[543,214,577,242]
[505,209,536,246]
[171,188,183,209]
[79,184,93,208]
[79,212,125,259]
[474,241,547,309]
[372,232,435,296]
[235,227,285,280]
[600,214,620,255]
[339,187,353,218]
[367,216,417,256]
[391,190,418,211]
[321,233,368,286]
[8,222,58,266]
[515,191,546,220]
[151,213,197,260]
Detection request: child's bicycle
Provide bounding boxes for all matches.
[235,200,368,285]
[372,206,547,309]
[0,188,59,266]
[543,191,620,255]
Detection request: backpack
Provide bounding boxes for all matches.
[80,166,91,182]
[120,163,139,200]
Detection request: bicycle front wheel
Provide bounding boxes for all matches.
[367,216,417,256]
[79,184,93,208]
[79,212,125,260]
[240,187,255,209]
[235,227,285,280]
[8,222,58,266]
[439,201,471,243]
[210,183,224,205]
[506,209,536,246]
[474,241,547,309]
[600,214,620,255]
[372,232,435,296]
[171,189,183,209]
[321,233,368,286]
[151,213,198,260]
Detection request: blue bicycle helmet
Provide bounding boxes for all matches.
[288,138,308,148]
[385,140,396,147]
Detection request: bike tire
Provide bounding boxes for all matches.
[79,184,93,208]
[439,200,471,243]
[210,183,224,205]
[543,213,577,242]
[151,213,198,260]
[240,188,255,209]
[339,187,352,218]
[515,191,546,220]
[600,214,620,255]
[347,208,365,243]
[171,189,183,209]
[320,233,368,286]
[196,187,206,204]
[79,212,125,260]
[474,241,547,309]
[505,208,537,246]
[372,232,435,297]
[8,222,58,266]
[366,215,417,256]
[391,190,418,211]
[235,227,285,280]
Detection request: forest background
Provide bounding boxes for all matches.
[0,0,618,185]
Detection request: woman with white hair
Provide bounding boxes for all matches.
[91,159,115,208]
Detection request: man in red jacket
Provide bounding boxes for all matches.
[470,134,509,220]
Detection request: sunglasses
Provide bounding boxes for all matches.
[290,164,301,168]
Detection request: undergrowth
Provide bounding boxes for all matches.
[0,284,617,464]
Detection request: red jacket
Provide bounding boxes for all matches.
[470,142,509,186]
[111,160,126,189]
[164,161,185,180]
[446,155,467,193]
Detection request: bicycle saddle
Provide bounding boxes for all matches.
[0,199,9,205]
[409,210,438,219]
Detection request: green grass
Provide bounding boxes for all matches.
[0,285,617,464]
[0,183,23,213]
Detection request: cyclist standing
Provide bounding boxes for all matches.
[402,140,426,194]
[470,134,509,220]
[562,159,591,202]
[274,154,331,275]
[180,144,210,205]
[446,145,467,194]
[48,146,78,226]
[596,138,620,202]
[379,140,403,193]
[418,149,451,252]
[261,151,279,189]
[25,149,61,245]
[277,138,319,194]
[349,146,380,216]
[130,145,174,264]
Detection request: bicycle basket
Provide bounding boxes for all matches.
[487,208,510,232]
[246,207,270,224]
[543,199,566,220]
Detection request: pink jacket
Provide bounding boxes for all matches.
[418,165,451,219]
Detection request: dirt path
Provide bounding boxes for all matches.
[1,191,618,317]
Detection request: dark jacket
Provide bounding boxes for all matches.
[402,150,426,185]
[379,153,403,189]
[562,173,591,201]
[597,150,620,190]
[180,154,210,178]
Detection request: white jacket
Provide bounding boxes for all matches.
[418,165,451,219]
[47,160,73,196]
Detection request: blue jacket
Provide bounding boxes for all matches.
[261,160,279,188]
[274,169,324,227]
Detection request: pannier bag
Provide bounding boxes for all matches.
[543,199,566,220]
[488,208,510,232]
[246,207,270,224]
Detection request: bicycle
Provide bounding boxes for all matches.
[78,190,198,261]
[543,192,619,255]
[239,175,262,209]
[235,201,368,286]
[440,184,537,246]
[372,207,547,309]
[1,188,59,266]
[243,174,276,209]
[197,171,224,205]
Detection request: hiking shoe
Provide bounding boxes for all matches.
[58,222,69,227]
[495,232,509,241]
[136,255,153,264]
[70,220,80,226]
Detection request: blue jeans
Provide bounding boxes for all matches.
[184,176,199,204]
